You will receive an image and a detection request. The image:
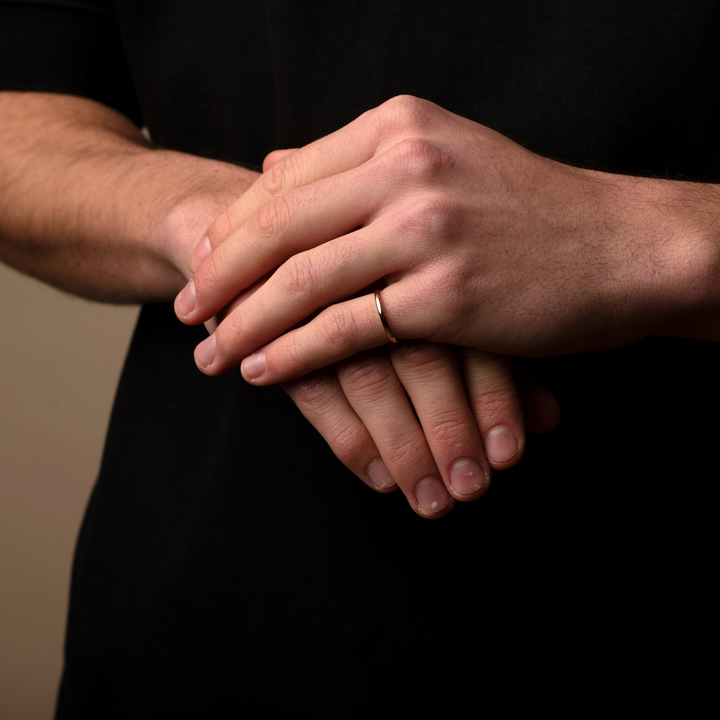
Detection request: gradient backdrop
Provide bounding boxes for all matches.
[0,262,138,719]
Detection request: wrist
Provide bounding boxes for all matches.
[0,92,261,305]
[146,154,260,299]
[629,176,720,341]
[574,169,720,346]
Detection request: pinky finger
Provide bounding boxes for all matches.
[282,368,397,493]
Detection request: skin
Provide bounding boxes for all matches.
[0,91,559,520]
[178,95,720,386]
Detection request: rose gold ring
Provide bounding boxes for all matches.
[374,288,398,344]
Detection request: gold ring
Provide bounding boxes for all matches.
[374,288,398,344]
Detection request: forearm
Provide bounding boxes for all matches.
[0,92,258,303]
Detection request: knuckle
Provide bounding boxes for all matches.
[387,137,454,183]
[392,193,451,239]
[380,94,435,132]
[262,330,305,382]
[329,423,371,465]
[422,413,470,453]
[262,149,283,169]
[279,252,319,299]
[463,350,512,385]
[254,194,293,240]
[278,332,305,378]
[391,340,452,369]
[318,305,360,350]
[286,376,373,466]
[410,257,469,338]
[261,151,297,196]
[194,250,226,299]
[205,213,230,247]
[289,373,334,407]
[429,266,468,325]
[340,356,393,398]
[386,432,429,470]
[472,383,516,421]
[391,340,452,375]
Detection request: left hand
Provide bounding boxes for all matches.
[175,95,683,382]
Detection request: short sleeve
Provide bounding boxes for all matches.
[0,0,143,125]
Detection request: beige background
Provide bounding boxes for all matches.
[0,263,138,719]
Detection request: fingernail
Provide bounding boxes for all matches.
[195,333,216,368]
[175,279,196,317]
[415,477,450,515]
[450,458,487,496]
[485,426,518,463]
[367,459,395,489]
[241,351,265,381]
[191,236,211,271]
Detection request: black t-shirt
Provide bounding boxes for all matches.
[1,1,718,716]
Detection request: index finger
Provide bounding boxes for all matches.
[188,136,366,272]
[202,96,443,251]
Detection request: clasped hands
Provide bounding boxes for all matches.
[173,95,668,518]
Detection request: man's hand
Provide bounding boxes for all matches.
[176,95,720,383]
[0,92,558,520]
[206,245,539,520]
[195,146,559,518]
